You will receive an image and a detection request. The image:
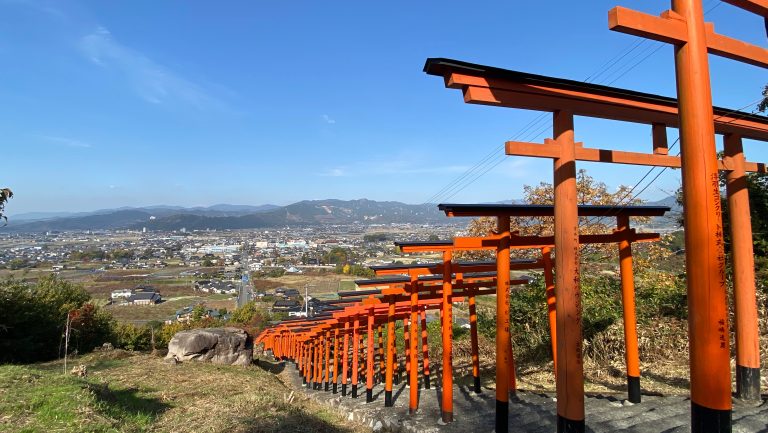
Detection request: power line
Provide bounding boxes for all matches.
[422,44,667,205]
[421,0,738,206]
[581,95,767,229]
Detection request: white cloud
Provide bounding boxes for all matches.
[322,114,336,124]
[79,26,225,110]
[38,134,92,148]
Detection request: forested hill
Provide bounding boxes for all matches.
[4,199,451,232]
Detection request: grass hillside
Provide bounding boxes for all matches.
[0,350,365,433]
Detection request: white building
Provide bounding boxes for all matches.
[111,288,134,300]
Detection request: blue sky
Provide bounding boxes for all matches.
[2,0,766,215]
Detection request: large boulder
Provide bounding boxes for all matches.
[166,327,253,366]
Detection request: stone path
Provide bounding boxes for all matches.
[268,360,767,432]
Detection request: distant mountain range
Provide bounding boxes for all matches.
[4,200,451,232]
[3,196,682,233]
[10,204,280,222]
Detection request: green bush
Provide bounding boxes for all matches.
[0,275,111,363]
[114,323,151,351]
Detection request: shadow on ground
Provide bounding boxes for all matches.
[642,370,690,389]
[255,357,286,374]
[87,382,171,421]
[238,407,358,433]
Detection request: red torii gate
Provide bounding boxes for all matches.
[257,203,665,431]
[257,270,506,411]
[370,259,543,395]
[424,1,767,429]
[437,203,667,432]
[608,3,767,429]
[353,272,503,409]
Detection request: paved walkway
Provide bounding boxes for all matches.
[265,359,768,432]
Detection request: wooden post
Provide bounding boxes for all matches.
[385,297,396,406]
[724,133,761,402]
[378,325,385,384]
[469,291,481,393]
[553,109,585,433]
[404,316,411,380]
[617,215,641,403]
[673,0,732,429]
[409,274,420,414]
[324,330,331,392]
[543,247,557,374]
[440,249,454,423]
[342,320,350,396]
[314,338,321,390]
[333,328,340,394]
[366,309,375,402]
[495,217,512,433]
[352,316,360,398]
[420,307,431,389]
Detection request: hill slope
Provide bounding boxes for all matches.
[0,350,364,433]
[5,199,450,232]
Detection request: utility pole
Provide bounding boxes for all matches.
[63,312,71,375]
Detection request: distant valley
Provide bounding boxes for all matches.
[3,196,681,233]
[4,199,452,232]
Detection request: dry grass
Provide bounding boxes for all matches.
[104,296,236,324]
[0,350,367,433]
[259,274,358,295]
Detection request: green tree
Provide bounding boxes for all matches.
[230,301,273,335]
[114,323,151,351]
[191,304,207,321]
[7,258,29,270]
[0,275,106,363]
[68,303,115,353]
[758,84,768,113]
[464,169,643,260]
[325,247,349,264]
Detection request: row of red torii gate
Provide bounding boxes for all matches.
[258,2,767,432]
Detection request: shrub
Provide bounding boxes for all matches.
[0,275,110,363]
[114,322,151,351]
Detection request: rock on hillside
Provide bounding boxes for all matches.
[166,327,253,366]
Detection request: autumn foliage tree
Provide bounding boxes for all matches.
[0,275,113,363]
[463,169,647,260]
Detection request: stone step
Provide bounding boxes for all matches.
[267,357,767,433]
[589,400,692,431]
[586,396,688,424]
[622,412,690,433]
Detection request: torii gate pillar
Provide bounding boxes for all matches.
[724,133,761,402]
[552,109,585,432]
[673,0,732,428]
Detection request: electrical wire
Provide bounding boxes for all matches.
[422,0,747,206]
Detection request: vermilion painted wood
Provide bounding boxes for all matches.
[420,307,431,389]
[341,320,350,394]
[608,6,768,68]
[440,249,455,423]
[506,140,767,173]
[542,247,557,373]
[725,134,761,401]
[721,0,768,15]
[352,316,360,397]
[408,273,420,414]
[609,0,752,428]
[366,308,375,401]
[435,70,768,141]
[617,215,641,403]
[552,110,585,429]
